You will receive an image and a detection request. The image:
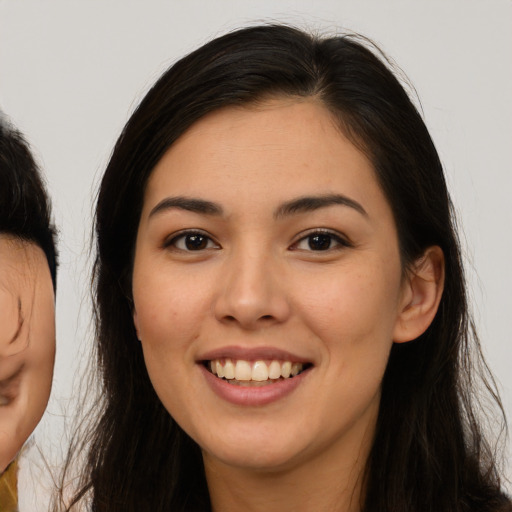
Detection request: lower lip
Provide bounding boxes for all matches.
[199,364,310,406]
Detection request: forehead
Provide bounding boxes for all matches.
[143,98,386,217]
[0,235,44,283]
[0,236,52,336]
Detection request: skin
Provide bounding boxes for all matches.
[132,98,444,512]
[0,235,55,473]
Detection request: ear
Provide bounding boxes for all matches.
[393,246,445,343]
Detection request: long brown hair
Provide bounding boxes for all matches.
[56,25,510,511]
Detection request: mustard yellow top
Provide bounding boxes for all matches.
[0,459,18,512]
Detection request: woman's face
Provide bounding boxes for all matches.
[132,99,411,473]
[0,236,55,472]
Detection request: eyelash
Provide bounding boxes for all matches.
[291,229,352,252]
[163,229,351,253]
[164,230,220,252]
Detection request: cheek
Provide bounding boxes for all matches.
[25,321,55,420]
[290,264,402,437]
[295,259,402,357]
[23,301,56,437]
[0,317,55,472]
[134,271,211,347]
[132,265,215,403]
[136,287,209,432]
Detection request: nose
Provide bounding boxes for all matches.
[213,248,291,330]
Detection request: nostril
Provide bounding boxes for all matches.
[221,313,275,326]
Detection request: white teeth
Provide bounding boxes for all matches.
[208,358,306,382]
[235,360,252,381]
[268,360,281,380]
[223,358,235,380]
[281,361,292,378]
[291,363,301,377]
[252,361,269,381]
[215,361,224,378]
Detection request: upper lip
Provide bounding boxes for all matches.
[197,345,312,364]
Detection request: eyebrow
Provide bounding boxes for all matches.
[274,194,368,219]
[148,193,368,221]
[149,196,223,218]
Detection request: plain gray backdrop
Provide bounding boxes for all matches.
[0,1,510,509]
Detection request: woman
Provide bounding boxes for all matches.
[58,25,511,511]
[0,114,57,510]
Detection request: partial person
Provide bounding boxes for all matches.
[0,114,57,511]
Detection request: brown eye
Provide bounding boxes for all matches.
[293,230,350,252]
[166,231,220,252]
[184,234,208,250]
[308,234,333,251]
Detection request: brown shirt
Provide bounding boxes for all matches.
[0,459,18,512]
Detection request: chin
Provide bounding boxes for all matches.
[0,443,19,474]
[199,428,308,473]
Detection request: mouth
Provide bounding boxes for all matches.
[203,358,313,387]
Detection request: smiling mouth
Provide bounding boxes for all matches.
[204,358,312,386]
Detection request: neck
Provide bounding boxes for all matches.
[203,424,373,512]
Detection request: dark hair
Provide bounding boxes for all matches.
[0,115,57,289]
[58,25,510,511]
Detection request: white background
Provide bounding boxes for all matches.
[1,0,511,508]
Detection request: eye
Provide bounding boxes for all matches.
[165,231,220,251]
[291,230,351,252]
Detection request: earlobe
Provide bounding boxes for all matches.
[393,246,445,343]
